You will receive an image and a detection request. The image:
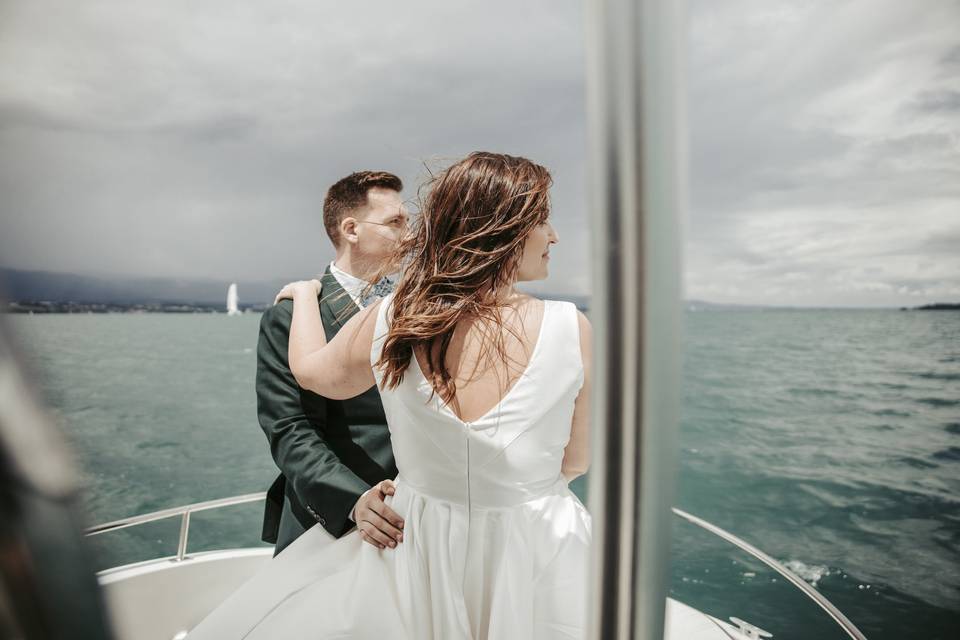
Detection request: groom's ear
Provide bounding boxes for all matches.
[340,216,359,245]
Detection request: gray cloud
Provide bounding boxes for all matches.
[684,0,960,306]
[0,0,957,306]
[0,0,589,295]
[910,89,960,114]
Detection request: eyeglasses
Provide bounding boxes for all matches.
[357,218,408,227]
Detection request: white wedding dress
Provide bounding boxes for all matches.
[186,292,591,639]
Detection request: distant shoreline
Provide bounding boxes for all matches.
[2,301,271,314]
[2,268,955,313]
[900,302,960,311]
[4,299,958,314]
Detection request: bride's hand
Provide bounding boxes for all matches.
[274,279,322,305]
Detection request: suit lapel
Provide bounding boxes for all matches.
[320,264,361,329]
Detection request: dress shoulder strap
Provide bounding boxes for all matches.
[536,299,585,394]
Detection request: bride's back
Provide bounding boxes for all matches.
[371,290,583,508]
[412,294,547,424]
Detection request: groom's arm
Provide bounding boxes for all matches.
[256,300,370,538]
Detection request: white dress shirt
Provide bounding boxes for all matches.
[329,260,367,309]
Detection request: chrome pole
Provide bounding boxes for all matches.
[585,0,686,638]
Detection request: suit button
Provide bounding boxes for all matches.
[319,517,326,525]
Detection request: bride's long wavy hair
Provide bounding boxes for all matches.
[364,151,552,405]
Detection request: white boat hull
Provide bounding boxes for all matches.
[99,548,272,640]
[97,547,744,640]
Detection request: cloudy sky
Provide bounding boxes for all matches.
[0,0,957,307]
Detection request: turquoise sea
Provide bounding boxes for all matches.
[8,308,959,639]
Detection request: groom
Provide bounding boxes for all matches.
[257,170,408,555]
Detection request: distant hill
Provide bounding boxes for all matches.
[0,268,286,308]
[906,302,960,311]
[0,268,591,310]
[685,299,767,311]
[683,299,921,311]
[14,268,942,313]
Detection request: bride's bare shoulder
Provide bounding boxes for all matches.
[515,292,546,307]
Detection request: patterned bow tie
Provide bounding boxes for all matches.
[359,276,395,308]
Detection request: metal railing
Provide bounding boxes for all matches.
[85,492,267,562]
[672,507,868,640]
[84,494,868,638]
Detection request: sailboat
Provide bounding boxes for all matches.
[226,283,241,316]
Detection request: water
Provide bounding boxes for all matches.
[8,309,960,639]
[671,309,959,639]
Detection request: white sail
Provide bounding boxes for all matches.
[226,283,240,316]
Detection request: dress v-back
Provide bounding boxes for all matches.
[186,292,591,640]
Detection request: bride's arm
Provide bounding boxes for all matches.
[561,310,592,481]
[282,280,380,399]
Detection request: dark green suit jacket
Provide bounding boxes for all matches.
[257,265,397,555]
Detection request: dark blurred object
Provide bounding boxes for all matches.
[0,316,114,640]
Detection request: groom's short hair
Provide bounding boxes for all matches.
[323,170,403,248]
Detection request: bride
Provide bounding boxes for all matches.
[186,151,593,639]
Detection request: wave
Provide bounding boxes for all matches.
[915,397,960,408]
[894,456,939,470]
[911,371,960,382]
[871,408,911,417]
[931,446,960,462]
[781,559,832,587]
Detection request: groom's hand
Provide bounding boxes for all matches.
[356,480,405,550]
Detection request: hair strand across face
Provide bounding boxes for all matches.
[366,151,553,407]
